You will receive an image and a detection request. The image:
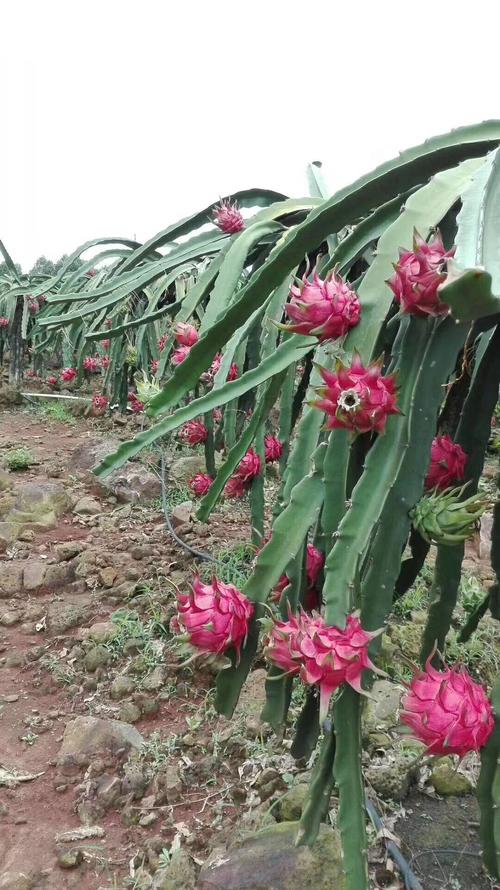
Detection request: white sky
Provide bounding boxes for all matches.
[2,0,499,270]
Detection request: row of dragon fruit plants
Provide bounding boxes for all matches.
[1,123,500,886]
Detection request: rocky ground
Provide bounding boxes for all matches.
[0,400,498,890]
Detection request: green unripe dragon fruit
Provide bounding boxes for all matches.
[135,371,161,406]
[411,485,492,546]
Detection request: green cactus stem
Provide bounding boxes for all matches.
[296,718,336,846]
[478,679,500,879]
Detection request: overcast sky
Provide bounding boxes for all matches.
[1,0,498,270]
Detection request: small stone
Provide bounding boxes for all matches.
[170,502,193,529]
[3,694,19,703]
[0,611,22,627]
[96,774,122,809]
[278,783,309,821]
[431,759,473,796]
[110,675,136,700]
[18,529,35,542]
[165,764,183,803]
[139,812,158,827]
[142,665,166,692]
[84,645,111,672]
[119,701,142,723]
[152,850,196,890]
[56,848,84,869]
[0,873,34,890]
[99,567,118,588]
[85,621,118,644]
[73,497,101,516]
[55,541,85,562]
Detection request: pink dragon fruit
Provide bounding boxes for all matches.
[151,359,160,375]
[101,356,110,370]
[285,270,361,341]
[237,448,262,482]
[102,339,110,350]
[213,200,245,234]
[46,375,58,387]
[425,435,467,491]
[265,611,380,720]
[129,396,144,413]
[225,474,249,499]
[61,367,77,382]
[189,473,214,497]
[27,297,39,314]
[83,356,100,373]
[227,362,239,381]
[0,317,9,328]
[92,393,109,415]
[401,658,494,756]
[271,544,324,609]
[312,354,399,434]
[264,435,283,464]
[158,334,169,352]
[388,229,455,317]
[176,576,254,656]
[179,419,208,446]
[174,322,199,347]
[306,544,324,587]
[210,353,223,376]
[171,345,191,366]
[213,408,223,423]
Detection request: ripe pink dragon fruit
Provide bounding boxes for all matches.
[83,356,100,373]
[210,353,223,376]
[179,419,208,445]
[213,407,223,423]
[101,356,110,370]
[306,544,324,587]
[388,229,455,317]
[46,375,58,387]
[158,334,169,352]
[264,435,283,463]
[0,317,9,328]
[102,339,110,350]
[225,474,249,499]
[171,345,191,366]
[151,359,160,375]
[27,297,39,314]
[92,393,109,414]
[227,362,239,381]
[285,270,361,341]
[237,448,262,482]
[213,200,245,234]
[312,354,399,434]
[425,435,467,491]
[129,396,144,413]
[61,367,77,382]
[265,611,380,720]
[401,658,494,756]
[174,322,199,347]
[189,473,214,497]
[176,576,254,656]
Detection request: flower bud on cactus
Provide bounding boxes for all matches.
[173,322,199,347]
[401,657,494,756]
[213,200,245,234]
[285,270,361,341]
[264,611,382,721]
[0,317,9,328]
[189,473,213,497]
[411,486,492,545]
[176,576,254,657]
[179,420,208,446]
[425,435,467,491]
[387,229,455,316]
[264,435,283,463]
[312,354,399,434]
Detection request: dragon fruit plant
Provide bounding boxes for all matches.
[7,121,494,886]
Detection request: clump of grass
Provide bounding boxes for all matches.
[138,730,180,766]
[105,608,168,671]
[4,447,36,471]
[199,541,256,587]
[40,401,76,425]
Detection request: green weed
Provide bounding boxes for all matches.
[39,401,77,425]
[4,447,36,471]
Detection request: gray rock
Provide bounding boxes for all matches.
[47,600,91,633]
[44,562,76,587]
[197,822,345,890]
[431,758,473,796]
[57,848,83,869]
[96,774,122,809]
[84,621,119,644]
[142,665,166,692]
[71,438,162,504]
[110,675,136,700]
[363,680,403,735]
[54,540,86,562]
[57,716,144,771]
[0,873,33,890]
[73,496,102,516]
[85,645,111,672]
[165,764,183,803]
[365,757,416,802]
[152,850,197,890]
[0,563,23,598]
[171,502,193,529]
[22,561,47,590]
[119,701,142,723]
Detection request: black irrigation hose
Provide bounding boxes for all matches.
[160,452,218,564]
[365,798,425,890]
